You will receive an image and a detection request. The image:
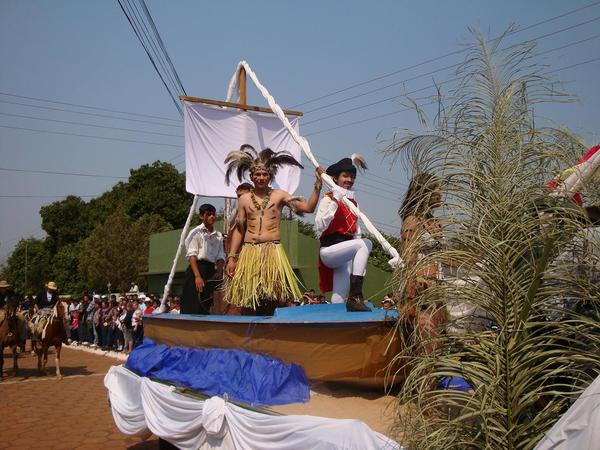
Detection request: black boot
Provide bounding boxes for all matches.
[346,275,371,312]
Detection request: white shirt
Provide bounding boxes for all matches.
[315,190,361,238]
[185,223,226,263]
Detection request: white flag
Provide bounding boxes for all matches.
[184,102,302,197]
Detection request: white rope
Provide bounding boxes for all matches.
[226,61,403,268]
[158,194,199,312]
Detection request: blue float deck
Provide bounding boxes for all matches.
[152,302,398,325]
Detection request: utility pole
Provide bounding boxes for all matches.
[25,241,28,292]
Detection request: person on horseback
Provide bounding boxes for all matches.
[34,281,59,311]
[31,281,69,345]
[0,280,14,309]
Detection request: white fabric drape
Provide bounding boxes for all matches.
[534,374,600,450]
[184,102,302,198]
[105,365,402,450]
[225,61,402,269]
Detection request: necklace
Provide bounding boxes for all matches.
[251,188,272,211]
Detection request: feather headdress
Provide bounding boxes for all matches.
[224,144,303,185]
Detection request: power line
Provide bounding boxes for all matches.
[0,92,180,122]
[0,99,182,128]
[0,112,183,138]
[0,167,127,179]
[0,124,183,148]
[123,0,183,102]
[298,171,399,202]
[302,29,600,129]
[302,14,600,117]
[0,194,99,198]
[5,34,595,195]
[138,0,186,95]
[117,0,185,116]
[2,12,596,200]
[290,0,600,109]
[304,55,600,137]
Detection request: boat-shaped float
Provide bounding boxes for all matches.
[144,303,402,388]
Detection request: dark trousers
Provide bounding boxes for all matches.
[182,260,216,315]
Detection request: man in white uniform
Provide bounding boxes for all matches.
[182,203,225,314]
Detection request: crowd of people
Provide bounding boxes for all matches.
[9,288,181,354]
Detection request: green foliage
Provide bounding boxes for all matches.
[86,181,129,225]
[51,242,83,294]
[383,32,600,449]
[296,220,317,238]
[1,237,50,294]
[367,232,402,273]
[79,211,172,292]
[125,161,192,228]
[4,161,189,294]
[40,195,91,251]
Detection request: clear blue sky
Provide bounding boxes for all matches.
[1,0,599,263]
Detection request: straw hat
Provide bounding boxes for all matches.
[0,280,10,288]
[46,281,58,291]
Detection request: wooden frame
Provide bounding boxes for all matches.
[179,96,303,117]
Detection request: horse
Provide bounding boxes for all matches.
[29,301,68,380]
[0,295,26,379]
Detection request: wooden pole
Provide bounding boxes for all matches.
[179,96,302,116]
[239,67,247,109]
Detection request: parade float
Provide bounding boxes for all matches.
[105,61,405,450]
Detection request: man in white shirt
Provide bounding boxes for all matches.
[182,203,225,314]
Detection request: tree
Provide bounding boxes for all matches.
[366,232,402,273]
[79,211,172,292]
[86,181,128,225]
[51,242,84,294]
[125,161,192,228]
[40,195,91,251]
[0,237,50,295]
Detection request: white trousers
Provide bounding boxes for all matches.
[320,238,373,303]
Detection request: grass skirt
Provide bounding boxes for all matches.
[225,242,302,309]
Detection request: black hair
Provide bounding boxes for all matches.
[399,173,440,220]
[199,203,216,215]
[236,182,254,192]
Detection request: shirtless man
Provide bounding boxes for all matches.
[224,144,324,314]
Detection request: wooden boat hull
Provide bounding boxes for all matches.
[143,303,403,388]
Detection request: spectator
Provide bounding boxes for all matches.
[78,296,89,344]
[382,298,395,310]
[170,297,181,314]
[92,298,101,348]
[100,300,112,350]
[71,302,80,343]
[112,306,124,351]
[132,300,143,347]
[121,302,134,353]
[302,291,315,305]
[143,298,154,315]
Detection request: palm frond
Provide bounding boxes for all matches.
[382,29,600,450]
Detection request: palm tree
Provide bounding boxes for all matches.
[383,31,600,449]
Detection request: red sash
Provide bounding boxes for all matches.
[318,194,358,293]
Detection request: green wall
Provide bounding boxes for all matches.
[144,220,393,306]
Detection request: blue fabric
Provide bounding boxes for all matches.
[125,339,310,407]
[438,376,473,391]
